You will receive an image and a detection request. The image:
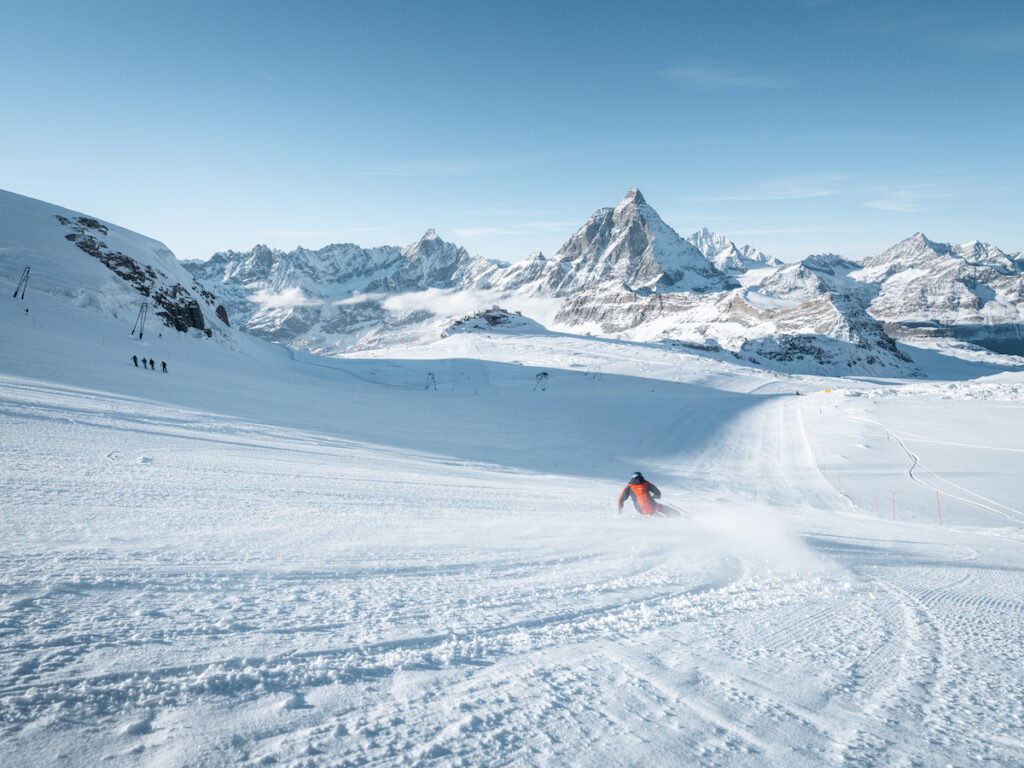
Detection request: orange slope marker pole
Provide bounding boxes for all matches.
[936,490,942,526]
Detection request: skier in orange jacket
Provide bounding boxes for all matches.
[617,472,666,516]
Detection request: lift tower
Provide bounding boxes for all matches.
[131,301,149,339]
[13,267,29,299]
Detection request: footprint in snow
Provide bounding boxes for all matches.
[136,456,154,464]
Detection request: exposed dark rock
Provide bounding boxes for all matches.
[56,214,209,336]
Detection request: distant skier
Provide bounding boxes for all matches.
[132,355,138,367]
[149,358,155,370]
[617,472,680,517]
[161,361,167,373]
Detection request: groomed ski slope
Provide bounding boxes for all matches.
[2,288,1024,767]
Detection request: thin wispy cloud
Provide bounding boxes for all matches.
[453,221,576,239]
[681,176,843,202]
[355,153,542,178]
[961,28,1024,52]
[248,287,321,309]
[262,226,382,241]
[266,231,334,238]
[727,226,834,236]
[252,68,280,84]
[863,188,948,213]
[453,227,524,238]
[463,206,553,217]
[661,64,784,90]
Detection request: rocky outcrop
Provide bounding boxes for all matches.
[57,215,212,336]
[441,308,543,337]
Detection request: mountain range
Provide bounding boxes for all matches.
[2,186,1022,377]
[184,188,1024,375]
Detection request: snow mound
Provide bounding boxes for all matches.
[441,307,546,337]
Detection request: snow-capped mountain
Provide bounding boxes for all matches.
[181,188,952,375]
[9,184,1020,377]
[367,229,500,292]
[185,240,402,340]
[0,189,230,339]
[185,229,507,352]
[491,188,736,295]
[184,188,744,355]
[853,233,1024,356]
[552,254,915,376]
[687,227,782,275]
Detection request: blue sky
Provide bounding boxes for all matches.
[2,0,1023,263]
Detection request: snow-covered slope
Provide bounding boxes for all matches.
[3,255,1024,767]
[0,189,230,340]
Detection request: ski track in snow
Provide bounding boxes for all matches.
[2,315,1024,765]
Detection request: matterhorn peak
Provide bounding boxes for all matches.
[615,187,648,212]
[624,187,646,205]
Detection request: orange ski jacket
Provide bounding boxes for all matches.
[618,481,661,515]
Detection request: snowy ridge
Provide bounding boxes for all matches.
[0,189,230,339]
[687,226,783,275]
[853,233,1024,356]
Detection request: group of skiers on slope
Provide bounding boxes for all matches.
[616,472,680,517]
[132,355,167,372]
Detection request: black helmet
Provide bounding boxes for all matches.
[629,471,645,484]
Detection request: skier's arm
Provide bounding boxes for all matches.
[647,482,661,499]
[617,486,630,509]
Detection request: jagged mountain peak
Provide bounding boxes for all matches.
[689,226,725,246]
[687,227,780,275]
[803,253,857,271]
[866,232,1021,274]
[617,187,647,208]
[403,229,461,257]
[541,189,734,296]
